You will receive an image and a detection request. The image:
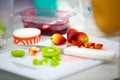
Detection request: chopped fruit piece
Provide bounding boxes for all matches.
[33,57,49,65]
[67,40,83,47]
[51,33,66,45]
[84,42,103,49]
[84,42,94,48]
[32,46,62,67]
[51,56,58,61]
[41,57,49,64]
[50,57,60,67]
[94,44,103,49]
[55,55,62,61]
[41,46,61,58]
[67,28,78,43]
[11,50,25,57]
[29,47,41,56]
[67,41,104,50]
[33,58,43,65]
[71,40,84,47]
[66,43,77,47]
[0,23,6,31]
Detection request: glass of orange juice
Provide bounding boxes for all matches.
[91,0,120,35]
[77,0,120,36]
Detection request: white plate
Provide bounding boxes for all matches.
[0,36,119,80]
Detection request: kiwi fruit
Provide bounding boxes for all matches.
[41,46,61,58]
[11,50,25,57]
[0,23,6,38]
[0,23,6,31]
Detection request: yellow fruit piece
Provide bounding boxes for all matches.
[29,47,41,56]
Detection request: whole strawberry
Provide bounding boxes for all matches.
[67,29,89,44]
[51,33,66,45]
[67,28,78,43]
[74,32,89,43]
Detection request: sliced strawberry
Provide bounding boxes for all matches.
[66,43,77,47]
[94,43,103,49]
[71,40,84,47]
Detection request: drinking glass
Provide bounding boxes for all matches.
[77,0,120,36]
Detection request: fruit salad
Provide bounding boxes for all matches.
[32,46,61,67]
[10,46,62,67]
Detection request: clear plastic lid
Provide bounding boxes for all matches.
[14,7,76,24]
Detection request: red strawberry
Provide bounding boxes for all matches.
[51,33,66,45]
[67,28,78,43]
[67,31,89,44]
[74,32,89,43]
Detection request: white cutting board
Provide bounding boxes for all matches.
[0,36,119,80]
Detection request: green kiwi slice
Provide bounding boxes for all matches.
[0,23,6,37]
[0,23,6,32]
[41,46,61,58]
[11,50,25,57]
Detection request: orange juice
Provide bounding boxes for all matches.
[91,0,120,35]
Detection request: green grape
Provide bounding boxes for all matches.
[11,50,25,57]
